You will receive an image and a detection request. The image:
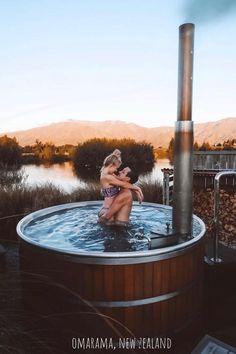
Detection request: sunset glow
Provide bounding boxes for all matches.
[1,0,236,133]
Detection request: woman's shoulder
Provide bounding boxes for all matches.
[100,173,112,186]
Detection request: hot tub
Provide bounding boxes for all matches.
[17,201,206,338]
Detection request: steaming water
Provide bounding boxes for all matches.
[23,204,202,253]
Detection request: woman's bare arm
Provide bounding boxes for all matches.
[106,174,144,201]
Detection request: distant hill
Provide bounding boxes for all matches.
[4,118,236,148]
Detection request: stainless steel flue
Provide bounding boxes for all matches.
[172,23,195,235]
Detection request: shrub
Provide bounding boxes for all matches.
[72,138,155,180]
[0,135,22,166]
[0,164,26,188]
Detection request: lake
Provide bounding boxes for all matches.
[20,159,172,192]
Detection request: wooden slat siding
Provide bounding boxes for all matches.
[187,279,193,322]
[164,298,172,334]
[143,302,153,337]
[152,302,162,334]
[62,260,77,294]
[168,296,177,333]
[133,305,145,335]
[200,243,205,276]
[134,263,144,299]
[113,267,125,330]
[183,253,189,288]
[103,265,114,301]
[143,262,153,298]
[96,307,116,338]
[186,287,192,324]
[124,264,135,334]
[199,280,204,312]
[160,258,169,335]
[111,308,126,336]
[124,306,137,336]
[20,241,205,337]
[133,264,144,334]
[188,251,194,284]
[169,257,178,292]
[113,265,124,301]
[192,248,197,280]
[186,286,193,323]
[140,304,153,337]
[179,292,187,328]
[160,300,169,334]
[124,264,134,300]
[78,264,86,298]
[152,261,162,333]
[191,246,202,317]
[142,262,154,335]
[153,260,162,295]
[92,265,104,301]
[175,292,184,329]
[72,262,85,292]
[193,282,200,315]
[79,264,91,297]
[161,258,170,293]
[183,253,190,288]
[108,308,119,336]
[167,256,178,329]
[195,277,202,308]
[77,265,87,291]
[180,253,188,288]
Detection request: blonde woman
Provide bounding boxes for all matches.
[98,149,143,225]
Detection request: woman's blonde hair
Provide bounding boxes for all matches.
[101,149,122,171]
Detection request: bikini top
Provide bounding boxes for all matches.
[101,186,120,198]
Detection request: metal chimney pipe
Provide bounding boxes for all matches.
[172,23,195,235]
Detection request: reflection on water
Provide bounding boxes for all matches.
[21,162,84,192]
[139,159,172,183]
[21,159,172,192]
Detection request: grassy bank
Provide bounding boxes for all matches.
[0,182,99,240]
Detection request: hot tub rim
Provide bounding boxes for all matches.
[17,201,206,264]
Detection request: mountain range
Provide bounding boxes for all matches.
[4,118,236,148]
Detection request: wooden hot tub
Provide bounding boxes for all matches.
[17,202,206,339]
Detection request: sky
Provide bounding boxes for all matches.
[1,0,236,133]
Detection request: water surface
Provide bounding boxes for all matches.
[21,159,172,192]
[23,204,202,253]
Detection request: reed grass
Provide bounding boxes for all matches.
[137,178,163,203]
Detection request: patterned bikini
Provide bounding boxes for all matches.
[98,186,121,218]
[102,186,120,198]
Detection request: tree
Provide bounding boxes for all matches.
[198,141,211,151]
[72,138,155,181]
[167,137,174,164]
[0,135,22,166]
[33,140,56,162]
[41,142,55,161]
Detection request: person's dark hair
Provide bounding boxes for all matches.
[126,170,139,184]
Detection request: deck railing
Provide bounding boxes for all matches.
[162,169,174,206]
[212,170,236,263]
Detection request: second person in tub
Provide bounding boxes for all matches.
[98,149,143,225]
